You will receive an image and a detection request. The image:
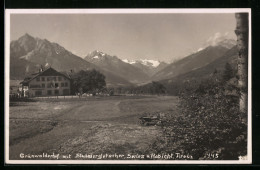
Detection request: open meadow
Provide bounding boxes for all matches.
[9,95,179,160]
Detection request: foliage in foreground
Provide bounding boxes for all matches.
[157,63,247,160]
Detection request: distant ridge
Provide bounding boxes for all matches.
[152,39,236,81]
[159,46,238,95]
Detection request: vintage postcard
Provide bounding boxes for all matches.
[5,8,252,164]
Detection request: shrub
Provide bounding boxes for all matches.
[160,68,247,160]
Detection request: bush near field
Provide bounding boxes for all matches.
[157,63,247,160]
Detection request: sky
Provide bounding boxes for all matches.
[10,13,236,63]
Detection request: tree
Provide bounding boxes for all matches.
[222,62,234,82]
[235,13,248,114]
[71,69,106,95]
[151,81,166,94]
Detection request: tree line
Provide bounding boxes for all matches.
[70,63,235,97]
[70,69,167,96]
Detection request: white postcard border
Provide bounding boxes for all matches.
[4,8,252,164]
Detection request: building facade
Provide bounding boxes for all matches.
[20,67,71,97]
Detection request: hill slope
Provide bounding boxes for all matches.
[160,46,238,94]
[152,43,233,81]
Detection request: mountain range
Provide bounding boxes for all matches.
[9,33,237,88]
[152,39,236,81]
[159,45,238,94]
[10,34,132,86]
[84,50,150,84]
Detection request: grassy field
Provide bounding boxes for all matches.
[8,95,179,160]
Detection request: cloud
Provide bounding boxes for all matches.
[193,32,235,54]
[224,32,229,36]
[205,32,233,46]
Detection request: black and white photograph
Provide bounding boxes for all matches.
[4,9,252,164]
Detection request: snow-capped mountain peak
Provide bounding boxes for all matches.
[197,47,204,52]
[122,59,136,64]
[138,59,160,67]
[85,50,109,61]
[122,59,161,68]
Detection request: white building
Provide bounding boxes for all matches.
[20,67,71,97]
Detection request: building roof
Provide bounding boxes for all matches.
[20,67,71,85]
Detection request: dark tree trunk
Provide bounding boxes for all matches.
[234,13,249,115]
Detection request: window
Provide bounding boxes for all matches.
[58,77,62,81]
[55,83,59,88]
[30,84,41,88]
[36,77,40,81]
[65,82,68,87]
[55,90,59,95]
[47,83,53,88]
[35,91,42,96]
[41,77,45,81]
[47,90,52,95]
[53,77,57,81]
[47,77,51,81]
[61,83,64,87]
[63,89,70,95]
[42,84,45,88]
